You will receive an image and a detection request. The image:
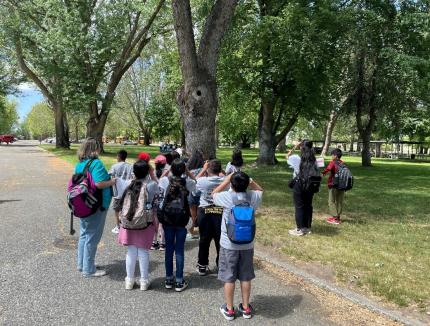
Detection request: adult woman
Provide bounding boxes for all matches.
[286,140,319,236]
[75,138,116,276]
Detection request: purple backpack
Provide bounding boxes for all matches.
[67,159,102,218]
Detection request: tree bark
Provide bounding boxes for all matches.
[257,101,276,165]
[321,110,339,156]
[277,137,287,152]
[143,128,151,146]
[172,0,238,159]
[54,106,70,149]
[86,110,108,150]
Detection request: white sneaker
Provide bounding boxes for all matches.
[140,278,150,291]
[185,233,194,242]
[302,228,312,235]
[288,228,305,236]
[125,277,135,290]
[111,225,120,234]
[84,269,107,277]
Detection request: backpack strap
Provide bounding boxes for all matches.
[83,159,95,175]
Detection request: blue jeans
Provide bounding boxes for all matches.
[164,226,187,282]
[77,209,107,275]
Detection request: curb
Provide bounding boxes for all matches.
[254,248,426,326]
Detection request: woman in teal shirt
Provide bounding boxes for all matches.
[75,138,116,277]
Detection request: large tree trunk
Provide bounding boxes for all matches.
[177,76,218,158]
[86,112,108,150]
[143,128,151,146]
[277,137,287,153]
[257,101,276,165]
[172,0,238,159]
[54,106,70,149]
[361,131,372,166]
[321,110,338,156]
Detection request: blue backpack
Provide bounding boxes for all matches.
[226,194,256,244]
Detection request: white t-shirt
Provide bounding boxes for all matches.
[109,162,133,198]
[287,154,301,177]
[213,190,263,251]
[158,176,196,204]
[225,162,242,175]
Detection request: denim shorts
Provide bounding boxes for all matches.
[218,247,255,283]
[188,193,200,206]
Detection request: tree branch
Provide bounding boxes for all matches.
[171,0,199,80]
[275,111,300,145]
[14,37,56,107]
[198,0,239,77]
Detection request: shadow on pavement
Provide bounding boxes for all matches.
[0,199,22,205]
[252,294,303,319]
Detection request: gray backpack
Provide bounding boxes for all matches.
[333,161,353,191]
[120,182,153,230]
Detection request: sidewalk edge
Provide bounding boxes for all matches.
[254,248,425,326]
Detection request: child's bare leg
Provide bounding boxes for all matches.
[224,282,235,310]
[240,281,251,308]
[190,205,198,235]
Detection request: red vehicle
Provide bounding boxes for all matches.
[0,135,15,144]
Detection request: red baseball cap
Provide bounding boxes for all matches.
[137,152,151,162]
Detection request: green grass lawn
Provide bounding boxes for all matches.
[41,144,430,310]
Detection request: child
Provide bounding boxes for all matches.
[151,154,167,251]
[195,159,225,275]
[323,148,345,225]
[186,149,205,241]
[109,150,133,234]
[158,159,196,292]
[213,172,263,320]
[225,149,243,175]
[117,160,159,290]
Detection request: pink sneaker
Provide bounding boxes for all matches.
[326,217,341,225]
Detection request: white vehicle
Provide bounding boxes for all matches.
[123,140,138,145]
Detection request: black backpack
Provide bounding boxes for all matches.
[157,178,190,227]
[299,164,322,193]
[333,161,353,191]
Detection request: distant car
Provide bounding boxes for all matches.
[0,135,15,144]
[123,140,138,145]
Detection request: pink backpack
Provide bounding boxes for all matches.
[67,159,102,218]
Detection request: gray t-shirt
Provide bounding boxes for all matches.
[196,176,225,207]
[213,190,263,251]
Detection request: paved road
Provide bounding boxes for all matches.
[0,141,335,326]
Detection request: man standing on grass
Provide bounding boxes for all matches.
[322,148,345,225]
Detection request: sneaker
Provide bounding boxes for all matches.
[150,242,159,250]
[238,303,254,319]
[158,243,165,251]
[125,277,135,290]
[83,269,107,278]
[140,278,150,291]
[196,263,208,276]
[165,278,174,289]
[302,228,312,235]
[288,228,305,236]
[175,280,188,292]
[220,304,235,321]
[111,225,120,234]
[326,217,341,225]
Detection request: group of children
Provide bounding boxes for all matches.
[109,148,263,321]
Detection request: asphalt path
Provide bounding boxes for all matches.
[0,141,335,326]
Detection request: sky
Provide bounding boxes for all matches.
[7,83,44,122]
